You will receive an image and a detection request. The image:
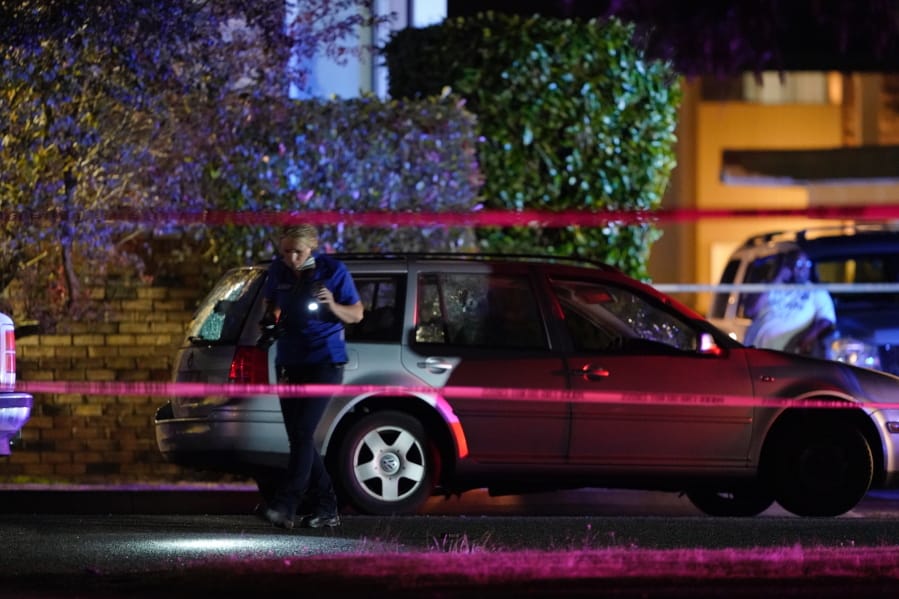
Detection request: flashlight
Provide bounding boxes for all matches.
[308,282,324,312]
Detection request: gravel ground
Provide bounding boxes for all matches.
[4,546,899,598]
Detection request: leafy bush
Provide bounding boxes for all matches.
[384,12,681,279]
[0,1,468,327]
[202,92,483,271]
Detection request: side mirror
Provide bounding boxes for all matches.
[699,332,723,356]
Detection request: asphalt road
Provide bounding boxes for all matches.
[1,487,899,597]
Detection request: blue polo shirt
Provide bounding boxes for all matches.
[262,252,360,366]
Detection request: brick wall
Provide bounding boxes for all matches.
[1,277,243,485]
[879,74,899,144]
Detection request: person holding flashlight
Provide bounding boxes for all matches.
[256,224,364,530]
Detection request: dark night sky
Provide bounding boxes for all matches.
[446,0,899,73]
[447,0,612,18]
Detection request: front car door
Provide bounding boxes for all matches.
[550,277,755,471]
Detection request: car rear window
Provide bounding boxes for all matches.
[185,268,265,344]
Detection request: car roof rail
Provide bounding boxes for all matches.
[798,222,899,240]
[329,252,619,271]
[743,231,790,246]
[743,222,899,248]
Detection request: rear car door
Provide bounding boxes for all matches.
[400,262,569,465]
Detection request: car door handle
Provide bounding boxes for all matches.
[419,357,454,372]
[574,364,610,380]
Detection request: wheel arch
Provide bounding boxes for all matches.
[760,403,884,486]
[322,393,459,488]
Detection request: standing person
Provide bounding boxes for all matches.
[256,224,364,530]
[744,250,836,356]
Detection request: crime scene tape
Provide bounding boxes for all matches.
[15,380,899,411]
[142,204,899,226]
[17,203,899,227]
[653,282,899,294]
[14,205,899,412]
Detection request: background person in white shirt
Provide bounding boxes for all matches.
[744,250,836,356]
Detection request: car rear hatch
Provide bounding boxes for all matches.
[169,266,280,419]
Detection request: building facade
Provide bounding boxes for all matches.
[657,72,899,313]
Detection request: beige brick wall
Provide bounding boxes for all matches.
[880,74,899,144]
[1,278,245,485]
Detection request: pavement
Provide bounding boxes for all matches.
[3,483,899,515]
[4,484,899,598]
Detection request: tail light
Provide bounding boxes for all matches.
[228,346,269,383]
[0,325,15,391]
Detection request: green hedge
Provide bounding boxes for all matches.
[204,92,483,269]
[384,12,681,279]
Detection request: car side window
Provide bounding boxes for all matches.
[737,255,784,319]
[817,256,897,285]
[816,255,899,305]
[551,279,698,352]
[346,275,404,343]
[709,259,740,319]
[415,272,547,349]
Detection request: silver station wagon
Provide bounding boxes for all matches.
[155,253,899,517]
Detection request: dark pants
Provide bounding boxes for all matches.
[272,363,342,516]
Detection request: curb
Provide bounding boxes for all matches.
[0,484,260,515]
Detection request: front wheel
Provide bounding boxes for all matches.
[768,423,873,517]
[686,488,775,517]
[335,410,438,515]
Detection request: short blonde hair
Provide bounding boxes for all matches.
[279,224,319,249]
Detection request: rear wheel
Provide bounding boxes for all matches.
[686,488,775,517]
[768,423,873,517]
[335,410,437,515]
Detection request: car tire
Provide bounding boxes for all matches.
[686,488,775,517]
[769,423,873,517]
[335,410,437,515]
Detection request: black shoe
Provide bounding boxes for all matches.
[254,503,294,530]
[302,512,340,528]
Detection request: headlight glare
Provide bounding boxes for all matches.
[828,337,881,370]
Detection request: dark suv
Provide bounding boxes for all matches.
[708,224,899,374]
[155,253,899,518]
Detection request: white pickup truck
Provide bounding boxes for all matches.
[0,311,32,455]
[707,224,899,375]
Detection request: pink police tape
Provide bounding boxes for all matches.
[99,203,899,227]
[15,380,899,411]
